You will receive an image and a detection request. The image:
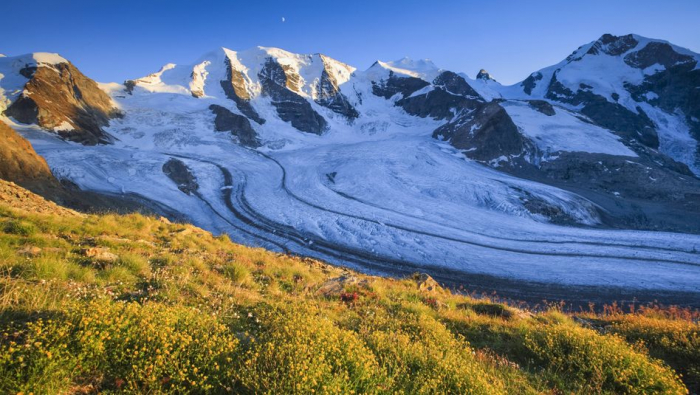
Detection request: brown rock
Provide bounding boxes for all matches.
[82,247,118,263]
[316,275,369,297]
[0,121,59,190]
[413,272,444,293]
[18,246,42,257]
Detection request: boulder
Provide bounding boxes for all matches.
[412,272,443,293]
[162,158,198,195]
[316,275,369,297]
[82,247,118,263]
[19,246,42,257]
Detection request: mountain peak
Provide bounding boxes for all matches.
[476,69,496,81]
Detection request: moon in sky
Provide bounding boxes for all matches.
[281,17,286,22]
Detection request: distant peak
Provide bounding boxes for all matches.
[476,69,495,81]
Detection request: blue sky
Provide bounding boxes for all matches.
[3,0,699,85]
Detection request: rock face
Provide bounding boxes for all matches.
[209,104,260,147]
[315,55,359,119]
[220,57,265,125]
[624,41,696,69]
[162,158,198,195]
[434,101,526,161]
[259,58,328,134]
[4,60,120,145]
[545,73,659,148]
[0,121,59,192]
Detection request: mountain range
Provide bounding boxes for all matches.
[1,33,699,304]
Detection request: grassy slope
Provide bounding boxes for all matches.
[0,180,696,394]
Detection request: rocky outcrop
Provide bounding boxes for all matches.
[528,100,556,116]
[371,70,430,99]
[624,41,696,69]
[625,55,700,163]
[124,80,136,95]
[521,72,543,95]
[397,71,483,120]
[434,101,526,161]
[209,104,260,147]
[259,58,328,134]
[220,57,265,125]
[162,158,198,195]
[5,61,121,145]
[434,71,481,97]
[316,275,371,297]
[586,34,639,56]
[413,273,444,294]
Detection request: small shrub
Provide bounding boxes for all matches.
[3,220,36,237]
[340,291,359,304]
[472,302,513,319]
[222,262,251,285]
[522,322,686,394]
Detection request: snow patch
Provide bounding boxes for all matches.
[502,101,637,157]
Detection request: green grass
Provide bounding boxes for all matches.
[0,197,695,394]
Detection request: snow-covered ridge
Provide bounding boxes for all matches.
[367,58,441,82]
[493,34,700,100]
[128,46,358,101]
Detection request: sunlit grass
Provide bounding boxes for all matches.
[0,198,695,394]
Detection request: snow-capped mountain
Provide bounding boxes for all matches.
[496,34,700,174]
[2,34,700,301]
